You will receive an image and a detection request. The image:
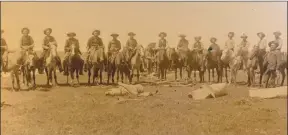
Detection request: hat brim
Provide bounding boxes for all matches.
[111,34,119,37]
[273,32,281,36]
[22,28,30,34]
[268,41,279,47]
[241,36,248,38]
[128,33,136,36]
[44,28,52,34]
[67,33,76,37]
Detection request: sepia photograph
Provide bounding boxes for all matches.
[1,1,287,135]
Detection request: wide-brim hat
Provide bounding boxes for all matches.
[268,41,279,47]
[228,32,235,36]
[21,27,30,34]
[210,37,217,42]
[128,32,136,36]
[273,31,281,36]
[257,32,265,37]
[92,30,100,35]
[44,28,52,35]
[148,42,156,47]
[179,34,186,37]
[240,34,248,38]
[158,32,167,37]
[111,33,119,37]
[67,32,76,37]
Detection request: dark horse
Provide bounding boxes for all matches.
[44,44,59,87]
[155,48,169,81]
[187,49,207,83]
[206,48,222,83]
[65,44,84,86]
[169,48,185,80]
[106,48,131,84]
[22,50,41,89]
[87,46,105,85]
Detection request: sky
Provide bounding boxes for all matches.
[1,2,287,52]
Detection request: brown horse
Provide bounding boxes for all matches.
[155,48,169,81]
[87,46,105,85]
[206,48,222,83]
[106,48,131,84]
[44,44,59,87]
[187,49,207,83]
[129,45,145,83]
[169,48,185,80]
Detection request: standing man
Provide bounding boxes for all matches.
[38,28,63,74]
[1,30,8,72]
[177,34,189,67]
[225,32,235,51]
[63,32,83,75]
[108,33,121,62]
[84,30,104,72]
[262,41,281,88]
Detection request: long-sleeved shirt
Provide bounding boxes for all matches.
[158,39,167,49]
[238,40,250,49]
[177,39,189,50]
[274,38,283,51]
[65,38,81,54]
[264,50,281,70]
[108,39,121,52]
[43,36,57,50]
[87,36,103,50]
[225,39,235,50]
[193,41,203,50]
[256,38,267,50]
[126,38,138,49]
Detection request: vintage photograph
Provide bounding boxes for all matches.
[1,1,287,135]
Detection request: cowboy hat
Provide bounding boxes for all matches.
[44,28,52,35]
[273,31,281,36]
[67,32,76,37]
[268,41,279,47]
[110,33,119,37]
[210,37,217,42]
[257,32,265,37]
[148,42,156,47]
[21,27,30,34]
[240,34,248,38]
[228,32,235,36]
[92,30,100,35]
[194,36,202,40]
[179,34,186,37]
[158,32,167,37]
[128,32,136,36]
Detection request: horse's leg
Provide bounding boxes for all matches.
[279,69,286,86]
[225,68,229,83]
[45,68,49,86]
[180,66,183,80]
[53,69,58,86]
[137,69,140,83]
[247,69,251,87]
[175,67,177,80]
[88,68,91,85]
[116,67,120,83]
[70,68,75,86]
[212,68,215,82]
[11,72,16,91]
[76,69,80,85]
[193,69,197,82]
[32,69,36,88]
[208,68,211,83]
[15,71,21,91]
[107,67,110,85]
[99,67,103,84]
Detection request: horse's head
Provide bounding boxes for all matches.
[49,43,57,57]
[71,43,76,55]
[135,44,144,56]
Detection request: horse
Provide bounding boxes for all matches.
[155,48,169,81]
[44,44,59,87]
[65,44,83,86]
[166,47,174,71]
[2,49,27,91]
[220,48,242,84]
[245,46,260,87]
[87,46,105,85]
[187,49,207,83]
[143,48,156,74]
[169,48,185,80]
[129,45,145,83]
[21,50,41,89]
[106,48,131,84]
[206,48,222,83]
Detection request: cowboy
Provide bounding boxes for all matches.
[1,30,8,71]
[239,34,250,48]
[193,36,204,54]
[84,30,104,71]
[107,33,121,62]
[208,37,220,53]
[63,32,83,75]
[20,27,36,55]
[177,34,189,66]
[256,32,267,55]
[272,31,283,64]
[225,32,235,51]
[38,28,63,74]
[126,32,138,58]
[262,41,281,88]
[158,32,168,49]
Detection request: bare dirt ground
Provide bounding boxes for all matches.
[1,70,287,135]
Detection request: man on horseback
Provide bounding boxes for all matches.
[38,28,63,74]
[192,36,204,56]
[126,32,144,72]
[1,30,8,72]
[84,30,105,72]
[63,32,84,75]
[177,34,189,67]
[107,33,121,63]
[262,41,281,88]
[225,32,235,51]
[20,28,38,70]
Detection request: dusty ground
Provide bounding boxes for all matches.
[1,70,287,135]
